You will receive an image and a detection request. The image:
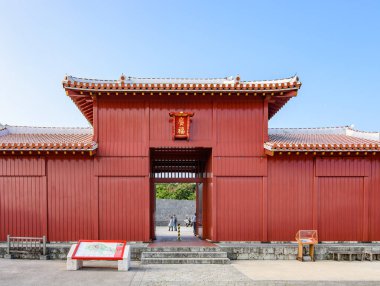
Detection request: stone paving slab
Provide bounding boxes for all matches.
[0,259,251,286]
[232,260,380,285]
[1,258,380,286]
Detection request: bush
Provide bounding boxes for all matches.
[155,183,196,200]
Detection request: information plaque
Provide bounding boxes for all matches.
[72,240,127,260]
[295,230,318,262]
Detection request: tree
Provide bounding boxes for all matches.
[155,183,196,200]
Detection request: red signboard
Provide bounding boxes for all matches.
[72,240,127,260]
[169,112,194,140]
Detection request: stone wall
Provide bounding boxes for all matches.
[1,242,380,261]
[218,243,380,261]
[155,199,195,226]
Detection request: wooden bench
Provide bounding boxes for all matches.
[330,250,364,261]
[364,250,380,261]
[5,235,47,260]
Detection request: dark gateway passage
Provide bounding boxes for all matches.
[150,148,211,241]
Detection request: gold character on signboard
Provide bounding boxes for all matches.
[177,117,186,135]
[177,127,185,135]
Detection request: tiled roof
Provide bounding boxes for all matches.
[0,125,97,152]
[63,74,301,91]
[63,74,301,124]
[265,126,380,152]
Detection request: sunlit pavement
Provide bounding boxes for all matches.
[232,260,380,283]
[154,225,196,242]
[1,258,380,285]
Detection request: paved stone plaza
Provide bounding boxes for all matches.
[155,225,196,242]
[1,259,380,286]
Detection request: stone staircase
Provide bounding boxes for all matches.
[141,246,230,264]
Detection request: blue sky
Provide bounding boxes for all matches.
[0,0,379,131]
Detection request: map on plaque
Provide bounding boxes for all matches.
[72,240,127,260]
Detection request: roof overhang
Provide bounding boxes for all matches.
[0,125,97,156]
[264,126,380,156]
[63,75,301,125]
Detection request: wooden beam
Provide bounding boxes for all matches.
[264,149,274,156]
[153,178,204,183]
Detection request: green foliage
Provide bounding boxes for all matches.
[155,183,196,200]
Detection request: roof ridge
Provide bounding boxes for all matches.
[128,76,235,80]
[268,126,379,141]
[346,125,380,134]
[241,75,298,83]
[64,74,299,84]
[3,125,93,135]
[4,124,92,130]
[269,126,350,130]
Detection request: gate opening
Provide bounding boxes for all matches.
[150,147,211,241]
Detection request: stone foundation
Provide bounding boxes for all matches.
[218,243,380,261]
[1,242,379,261]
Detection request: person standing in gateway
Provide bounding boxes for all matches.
[191,213,196,236]
[168,215,174,231]
[173,214,178,231]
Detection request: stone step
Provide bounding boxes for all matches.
[141,257,230,264]
[142,251,228,259]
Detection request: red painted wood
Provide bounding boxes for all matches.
[262,177,268,241]
[47,158,95,241]
[216,177,263,241]
[98,177,149,241]
[316,157,371,177]
[214,157,267,176]
[0,176,45,240]
[1,94,379,243]
[369,158,380,240]
[214,100,264,156]
[0,157,45,176]
[318,177,364,241]
[363,177,369,241]
[95,157,148,176]
[267,157,314,241]
[202,155,214,240]
[97,98,148,156]
[149,99,213,145]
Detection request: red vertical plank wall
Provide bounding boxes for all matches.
[369,159,380,240]
[214,100,264,156]
[202,157,214,240]
[315,157,371,241]
[0,157,45,176]
[216,177,263,241]
[149,99,213,146]
[98,177,149,241]
[0,176,46,240]
[201,152,214,240]
[318,177,364,241]
[0,157,46,240]
[47,158,95,241]
[96,97,150,241]
[267,157,314,241]
[211,99,266,241]
[97,98,148,156]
